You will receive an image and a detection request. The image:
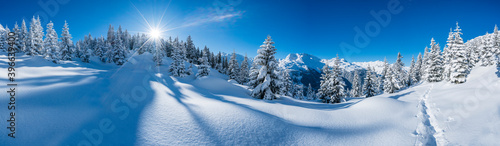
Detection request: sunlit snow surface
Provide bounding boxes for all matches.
[1,52,499,145]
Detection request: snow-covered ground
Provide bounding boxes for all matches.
[1,52,499,145]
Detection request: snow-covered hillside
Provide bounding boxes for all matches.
[2,51,498,145]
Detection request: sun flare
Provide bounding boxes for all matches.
[150,28,161,39]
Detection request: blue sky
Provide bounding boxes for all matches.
[1,0,500,65]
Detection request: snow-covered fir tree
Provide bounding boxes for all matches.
[318,64,331,101]
[363,67,377,97]
[426,38,444,82]
[306,83,315,100]
[169,42,187,77]
[239,54,250,83]
[421,46,430,81]
[443,29,454,81]
[59,21,73,61]
[228,51,240,81]
[329,55,346,103]
[152,36,163,66]
[95,37,106,62]
[408,56,416,86]
[413,53,423,83]
[196,48,210,78]
[250,35,281,100]
[20,20,28,52]
[350,70,362,97]
[392,52,405,89]
[294,84,304,100]
[29,16,44,55]
[378,57,389,93]
[384,70,397,93]
[0,24,6,51]
[247,61,260,88]
[13,23,21,53]
[449,22,469,84]
[112,33,127,65]
[43,21,59,62]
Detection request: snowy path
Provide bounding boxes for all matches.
[415,84,448,146]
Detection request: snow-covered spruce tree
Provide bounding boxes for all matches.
[2,26,11,51]
[153,45,163,66]
[247,61,260,88]
[294,84,304,100]
[421,46,430,81]
[450,22,469,84]
[107,25,115,45]
[408,56,416,86]
[279,69,293,96]
[104,42,113,63]
[0,24,6,51]
[112,33,126,65]
[13,23,21,53]
[306,83,314,100]
[329,55,346,103]
[20,20,28,52]
[80,43,91,63]
[350,70,361,97]
[378,57,389,93]
[426,38,444,82]
[228,51,240,81]
[384,70,397,93]
[29,16,44,55]
[60,21,73,61]
[239,54,250,83]
[481,26,498,66]
[317,64,331,101]
[94,37,106,62]
[43,21,59,62]
[196,48,210,78]
[443,29,454,81]
[169,43,187,77]
[493,25,500,57]
[185,35,196,63]
[250,35,281,100]
[363,67,377,97]
[392,52,405,89]
[414,53,423,83]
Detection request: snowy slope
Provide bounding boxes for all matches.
[1,51,499,145]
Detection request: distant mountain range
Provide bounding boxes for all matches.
[278,53,387,90]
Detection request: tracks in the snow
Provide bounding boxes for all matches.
[414,84,448,146]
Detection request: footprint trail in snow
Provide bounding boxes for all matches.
[415,84,449,146]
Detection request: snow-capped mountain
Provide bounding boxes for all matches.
[279,53,385,90]
[352,60,386,74]
[220,52,252,64]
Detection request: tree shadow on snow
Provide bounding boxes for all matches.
[387,91,415,100]
[154,76,388,145]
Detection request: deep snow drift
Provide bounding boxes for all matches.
[1,52,499,145]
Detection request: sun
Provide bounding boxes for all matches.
[149,28,161,39]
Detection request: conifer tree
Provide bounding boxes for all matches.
[329,55,346,103]
[426,38,444,82]
[250,35,281,100]
[350,70,361,97]
[306,83,315,100]
[363,67,377,97]
[196,48,210,78]
[20,20,28,52]
[228,51,240,81]
[60,21,73,61]
[450,22,469,84]
[43,21,59,62]
[239,54,250,83]
[169,41,187,77]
